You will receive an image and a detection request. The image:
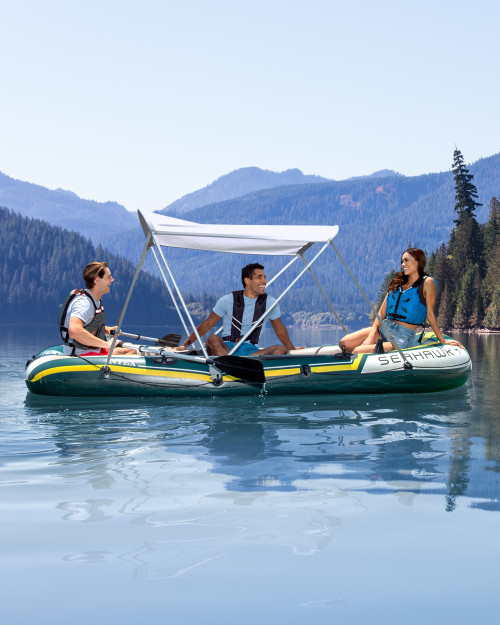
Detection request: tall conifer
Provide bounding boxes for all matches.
[447,148,484,327]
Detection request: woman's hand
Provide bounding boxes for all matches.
[443,338,463,348]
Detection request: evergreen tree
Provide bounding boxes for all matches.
[437,282,454,330]
[448,148,483,277]
[451,148,482,217]
[483,280,500,329]
[483,196,500,259]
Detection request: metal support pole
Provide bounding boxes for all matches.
[151,246,190,337]
[213,254,300,337]
[329,241,413,369]
[151,231,209,359]
[228,241,332,355]
[106,232,152,364]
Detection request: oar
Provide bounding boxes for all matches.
[135,345,266,384]
[111,330,181,348]
[212,355,266,384]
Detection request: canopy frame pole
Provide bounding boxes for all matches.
[150,246,191,338]
[299,253,348,334]
[228,241,332,355]
[329,241,413,369]
[151,231,210,359]
[106,232,152,364]
[213,255,300,337]
[266,255,301,287]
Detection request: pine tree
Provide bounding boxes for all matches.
[451,148,482,217]
[437,282,454,330]
[448,148,484,278]
[483,196,500,259]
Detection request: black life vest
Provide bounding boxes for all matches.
[58,289,107,352]
[230,290,267,345]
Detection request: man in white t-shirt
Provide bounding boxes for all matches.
[61,261,135,356]
[176,263,297,356]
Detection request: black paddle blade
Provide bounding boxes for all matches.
[213,355,266,384]
[157,334,181,348]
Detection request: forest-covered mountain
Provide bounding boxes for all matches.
[0,171,137,244]
[102,151,500,327]
[1,151,500,329]
[160,167,330,214]
[0,207,177,326]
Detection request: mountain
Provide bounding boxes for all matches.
[102,151,500,326]
[160,167,331,214]
[2,152,500,329]
[348,169,403,180]
[0,171,137,245]
[0,207,177,326]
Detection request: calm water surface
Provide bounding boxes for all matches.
[1,327,499,625]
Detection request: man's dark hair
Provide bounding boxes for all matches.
[241,263,264,287]
[83,261,108,289]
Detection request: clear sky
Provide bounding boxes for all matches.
[1,0,499,212]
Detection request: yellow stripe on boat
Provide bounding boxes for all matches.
[263,354,364,378]
[310,354,364,374]
[264,366,302,378]
[30,363,213,383]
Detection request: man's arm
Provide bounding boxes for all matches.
[270,317,295,351]
[68,317,110,349]
[176,312,222,351]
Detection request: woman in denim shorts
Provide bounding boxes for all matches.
[339,248,462,354]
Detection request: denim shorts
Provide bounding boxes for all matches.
[223,341,259,356]
[382,320,420,349]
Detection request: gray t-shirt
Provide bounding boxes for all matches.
[63,290,103,355]
[213,293,281,342]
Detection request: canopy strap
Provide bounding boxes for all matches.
[299,253,347,333]
[329,241,413,370]
[214,255,301,337]
[228,241,331,355]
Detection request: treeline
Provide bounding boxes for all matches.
[428,194,500,330]
[376,150,500,331]
[0,207,177,326]
[105,153,500,325]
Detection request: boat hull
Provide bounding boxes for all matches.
[25,339,472,397]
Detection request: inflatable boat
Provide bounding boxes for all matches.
[25,211,471,397]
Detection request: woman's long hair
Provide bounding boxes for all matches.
[387,248,427,293]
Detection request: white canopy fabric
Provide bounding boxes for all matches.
[138,210,339,256]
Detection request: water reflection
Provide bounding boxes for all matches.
[11,332,500,581]
[24,379,488,512]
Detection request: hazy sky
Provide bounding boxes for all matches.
[1,0,499,211]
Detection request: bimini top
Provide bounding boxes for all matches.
[138,210,339,256]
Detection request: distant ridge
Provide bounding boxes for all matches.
[348,169,403,181]
[0,171,136,244]
[160,166,331,214]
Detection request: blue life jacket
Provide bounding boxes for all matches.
[386,275,437,325]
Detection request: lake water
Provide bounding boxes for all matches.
[1,326,499,625]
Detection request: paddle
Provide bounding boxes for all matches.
[111,330,181,348]
[134,345,266,384]
[212,355,266,384]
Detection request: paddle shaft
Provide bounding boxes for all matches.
[111,330,180,347]
[134,345,265,383]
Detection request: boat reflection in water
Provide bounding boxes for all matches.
[25,373,494,581]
